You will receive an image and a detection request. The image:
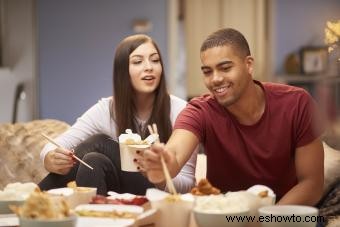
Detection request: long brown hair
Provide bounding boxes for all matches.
[113,34,172,142]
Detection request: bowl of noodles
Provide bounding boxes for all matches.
[11,191,77,227]
[0,182,39,214]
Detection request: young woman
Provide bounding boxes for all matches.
[39,34,197,195]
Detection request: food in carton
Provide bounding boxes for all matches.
[146,188,194,227]
[118,129,154,172]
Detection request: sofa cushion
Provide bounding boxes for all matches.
[0,119,69,189]
[194,142,340,195]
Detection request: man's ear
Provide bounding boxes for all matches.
[245,56,254,75]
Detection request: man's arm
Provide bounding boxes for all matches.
[143,129,199,184]
[277,137,324,205]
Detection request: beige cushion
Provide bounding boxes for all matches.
[194,142,340,195]
[0,119,69,189]
[323,142,340,193]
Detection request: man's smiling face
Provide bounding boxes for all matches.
[200,45,254,108]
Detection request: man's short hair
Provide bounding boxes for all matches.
[200,28,251,58]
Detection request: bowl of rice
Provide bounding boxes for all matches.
[193,192,250,227]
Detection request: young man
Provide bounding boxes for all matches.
[142,28,324,205]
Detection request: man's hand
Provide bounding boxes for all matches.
[142,143,176,184]
[44,148,75,175]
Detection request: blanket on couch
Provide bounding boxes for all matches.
[0,119,69,188]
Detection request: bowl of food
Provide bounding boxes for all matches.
[258,205,319,227]
[193,193,250,227]
[12,191,77,227]
[47,181,97,208]
[19,215,77,227]
[0,200,25,214]
[146,188,194,227]
[0,182,39,214]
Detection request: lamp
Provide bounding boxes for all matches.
[324,20,340,75]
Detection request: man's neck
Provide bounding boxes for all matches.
[227,82,265,126]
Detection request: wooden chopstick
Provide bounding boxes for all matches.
[41,133,94,170]
[147,124,177,195]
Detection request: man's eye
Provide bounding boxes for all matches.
[202,70,212,76]
[221,66,231,72]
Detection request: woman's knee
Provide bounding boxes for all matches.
[82,152,109,164]
[74,134,118,156]
[80,134,113,146]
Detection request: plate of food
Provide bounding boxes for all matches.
[91,192,149,207]
[76,199,157,227]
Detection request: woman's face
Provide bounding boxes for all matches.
[129,42,162,95]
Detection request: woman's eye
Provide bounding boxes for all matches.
[131,60,142,65]
[151,58,160,63]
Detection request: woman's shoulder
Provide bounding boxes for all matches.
[169,95,188,122]
[83,96,113,118]
[94,96,113,110]
[170,94,187,107]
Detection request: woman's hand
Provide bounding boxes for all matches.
[44,148,75,175]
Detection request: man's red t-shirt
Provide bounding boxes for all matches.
[174,81,323,199]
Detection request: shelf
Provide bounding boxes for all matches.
[276,74,340,84]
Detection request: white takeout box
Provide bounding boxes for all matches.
[119,144,150,172]
[146,188,194,227]
[118,129,151,172]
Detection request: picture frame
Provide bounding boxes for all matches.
[300,47,328,75]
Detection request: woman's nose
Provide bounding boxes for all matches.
[144,60,153,71]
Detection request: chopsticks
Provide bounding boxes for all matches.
[41,133,94,170]
[147,124,177,195]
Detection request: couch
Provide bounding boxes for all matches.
[0,119,69,188]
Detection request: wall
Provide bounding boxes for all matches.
[0,0,36,123]
[273,0,340,74]
[184,0,267,97]
[38,0,167,124]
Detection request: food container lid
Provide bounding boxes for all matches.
[118,129,142,143]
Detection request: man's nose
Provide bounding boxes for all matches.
[211,71,223,83]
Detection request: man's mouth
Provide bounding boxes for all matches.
[213,83,231,94]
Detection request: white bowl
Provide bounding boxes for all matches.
[0,200,24,214]
[258,205,319,227]
[19,215,77,227]
[47,187,97,208]
[193,208,249,227]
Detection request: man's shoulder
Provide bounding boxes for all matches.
[262,82,308,97]
[189,93,215,105]
[185,94,223,114]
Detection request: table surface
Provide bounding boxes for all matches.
[0,213,199,227]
